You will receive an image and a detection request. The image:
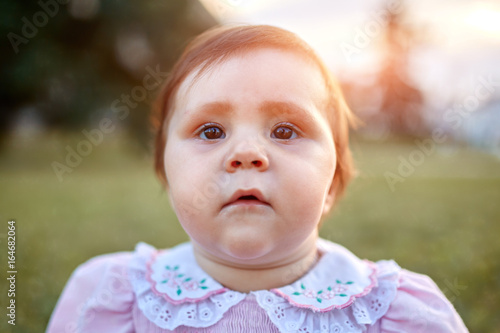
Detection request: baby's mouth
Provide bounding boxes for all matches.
[238,195,259,201]
[222,190,270,209]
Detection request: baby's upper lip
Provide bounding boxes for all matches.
[223,189,270,208]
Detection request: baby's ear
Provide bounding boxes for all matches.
[166,188,175,208]
[323,176,338,216]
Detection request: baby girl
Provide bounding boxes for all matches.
[47,25,468,332]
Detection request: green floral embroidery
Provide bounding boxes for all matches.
[160,265,208,295]
[291,280,354,303]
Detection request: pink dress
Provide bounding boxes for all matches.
[47,239,468,332]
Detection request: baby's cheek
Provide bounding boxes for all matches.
[284,171,327,216]
[166,166,201,219]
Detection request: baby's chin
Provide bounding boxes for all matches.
[221,234,274,262]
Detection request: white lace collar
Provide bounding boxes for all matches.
[128,239,400,332]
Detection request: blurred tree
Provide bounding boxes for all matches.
[0,0,216,147]
[376,4,426,137]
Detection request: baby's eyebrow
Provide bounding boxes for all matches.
[186,101,233,117]
[259,101,306,116]
[185,100,316,127]
[259,101,316,125]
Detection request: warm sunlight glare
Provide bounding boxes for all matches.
[465,8,500,34]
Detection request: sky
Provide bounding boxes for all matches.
[198,0,500,109]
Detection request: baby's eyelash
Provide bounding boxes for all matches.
[195,123,225,140]
[271,122,301,140]
[273,122,298,130]
[197,123,219,131]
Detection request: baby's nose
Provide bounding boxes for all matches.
[225,139,269,172]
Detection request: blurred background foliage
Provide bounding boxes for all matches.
[1,0,216,147]
[0,0,499,332]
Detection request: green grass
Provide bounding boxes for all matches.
[0,133,499,332]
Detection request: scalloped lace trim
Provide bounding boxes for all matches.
[253,260,400,333]
[128,242,400,332]
[129,243,246,330]
[270,260,377,312]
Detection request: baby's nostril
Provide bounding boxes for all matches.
[252,160,262,167]
[231,161,242,167]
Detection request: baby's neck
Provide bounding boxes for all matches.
[191,236,321,293]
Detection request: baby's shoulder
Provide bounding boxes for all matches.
[69,249,133,292]
[380,267,468,332]
[318,239,468,332]
[46,249,137,332]
[76,249,132,271]
[69,242,158,282]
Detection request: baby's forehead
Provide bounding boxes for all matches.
[174,48,330,111]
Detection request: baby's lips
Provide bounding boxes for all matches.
[222,188,270,208]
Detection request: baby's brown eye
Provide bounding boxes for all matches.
[272,126,296,140]
[200,126,225,140]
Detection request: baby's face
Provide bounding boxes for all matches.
[164,49,336,265]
